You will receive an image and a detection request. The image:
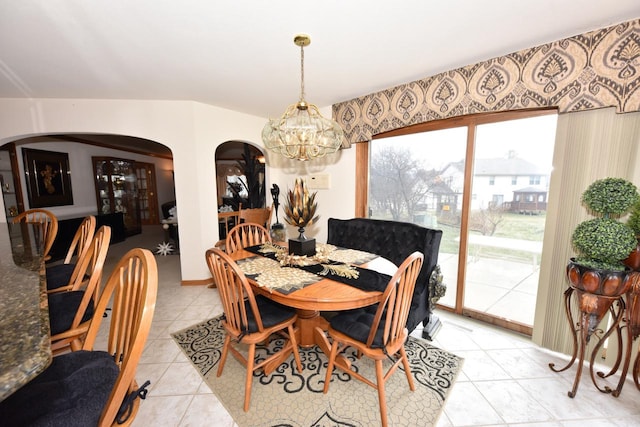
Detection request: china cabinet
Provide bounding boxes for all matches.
[92,157,141,236]
[0,145,24,221]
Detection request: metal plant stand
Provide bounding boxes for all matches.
[549,285,626,397]
[549,261,635,397]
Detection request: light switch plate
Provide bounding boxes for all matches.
[306,174,330,189]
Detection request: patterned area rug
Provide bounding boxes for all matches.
[172,315,463,427]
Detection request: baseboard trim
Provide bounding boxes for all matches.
[181,278,213,286]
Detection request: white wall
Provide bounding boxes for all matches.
[0,98,357,282]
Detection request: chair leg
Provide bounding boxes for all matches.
[217,335,231,377]
[375,359,388,427]
[288,324,303,372]
[323,339,340,394]
[399,346,415,391]
[244,344,256,412]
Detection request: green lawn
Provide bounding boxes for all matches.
[438,212,548,263]
[371,211,548,263]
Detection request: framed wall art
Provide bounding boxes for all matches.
[22,148,74,208]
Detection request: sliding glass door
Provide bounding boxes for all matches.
[367,110,557,334]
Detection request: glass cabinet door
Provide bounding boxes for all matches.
[93,157,141,236]
[94,159,112,215]
[110,159,140,234]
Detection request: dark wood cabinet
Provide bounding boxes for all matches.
[92,157,141,236]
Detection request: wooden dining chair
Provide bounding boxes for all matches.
[0,248,158,427]
[224,222,271,255]
[321,251,424,427]
[214,204,242,252]
[46,215,96,293]
[12,208,59,261]
[48,225,111,354]
[239,205,272,228]
[205,247,302,411]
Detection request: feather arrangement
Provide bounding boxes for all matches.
[319,263,360,279]
[284,178,319,229]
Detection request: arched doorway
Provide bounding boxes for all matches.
[0,133,175,256]
[215,141,266,210]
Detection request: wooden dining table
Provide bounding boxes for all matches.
[227,244,397,372]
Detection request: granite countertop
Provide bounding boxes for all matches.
[0,223,51,402]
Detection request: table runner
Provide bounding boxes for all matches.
[239,243,391,294]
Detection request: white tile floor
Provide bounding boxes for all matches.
[105,227,640,427]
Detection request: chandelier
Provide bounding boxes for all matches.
[262,34,344,161]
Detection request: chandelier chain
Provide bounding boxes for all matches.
[299,43,305,103]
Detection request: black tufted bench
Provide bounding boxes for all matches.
[327,217,443,339]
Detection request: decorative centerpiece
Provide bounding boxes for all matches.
[284,178,319,256]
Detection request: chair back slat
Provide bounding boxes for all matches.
[81,248,158,427]
[218,207,241,239]
[68,225,112,329]
[206,248,264,334]
[367,251,424,349]
[64,215,96,264]
[225,223,271,254]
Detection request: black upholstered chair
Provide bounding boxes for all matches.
[205,247,302,411]
[321,251,424,427]
[0,248,158,426]
[327,217,443,337]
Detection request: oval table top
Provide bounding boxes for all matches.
[228,247,397,312]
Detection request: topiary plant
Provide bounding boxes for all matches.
[626,199,640,237]
[571,177,639,271]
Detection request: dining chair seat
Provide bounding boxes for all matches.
[0,350,119,426]
[48,291,94,336]
[329,307,386,349]
[46,263,78,291]
[246,295,297,332]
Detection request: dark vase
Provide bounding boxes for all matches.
[288,226,316,256]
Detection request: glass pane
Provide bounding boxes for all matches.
[467,114,557,326]
[369,127,467,309]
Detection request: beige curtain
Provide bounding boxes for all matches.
[533,108,640,358]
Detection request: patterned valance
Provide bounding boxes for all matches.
[333,19,640,145]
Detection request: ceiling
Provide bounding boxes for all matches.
[1,1,639,156]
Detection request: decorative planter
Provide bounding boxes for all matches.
[566,259,632,297]
[551,260,632,397]
[566,259,632,335]
[623,238,640,270]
